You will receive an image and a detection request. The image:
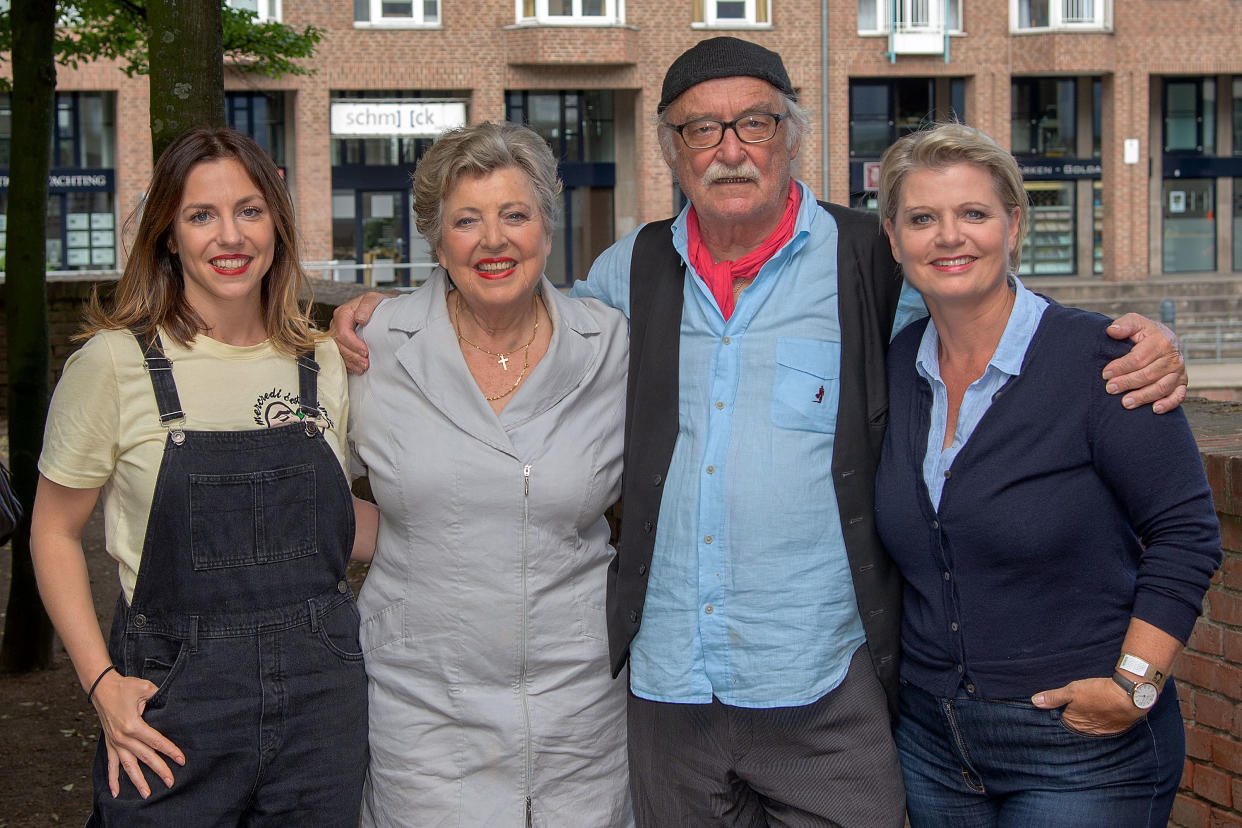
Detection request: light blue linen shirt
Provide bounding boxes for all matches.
[573,181,925,707]
[917,276,1049,509]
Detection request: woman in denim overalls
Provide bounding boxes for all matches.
[31,128,375,826]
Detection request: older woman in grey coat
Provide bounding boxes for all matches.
[348,122,632,826]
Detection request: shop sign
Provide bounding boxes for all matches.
[1017,159,1102,180]
[330,101,467,138]
[0,168,114,192]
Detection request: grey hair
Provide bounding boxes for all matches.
[877,122,1030,271]
[656,92,812,174]
[412,121,562,255]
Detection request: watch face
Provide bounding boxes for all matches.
[1133,683,1158,710]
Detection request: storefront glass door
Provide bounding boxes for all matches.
[331,188,420,286]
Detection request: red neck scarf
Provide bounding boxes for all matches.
[686,179,800,320]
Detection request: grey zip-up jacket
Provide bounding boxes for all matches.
[350,270,633,827]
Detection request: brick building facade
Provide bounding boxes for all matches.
[6,0,1241,286]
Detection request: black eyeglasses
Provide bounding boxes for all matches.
[667,113,787,149]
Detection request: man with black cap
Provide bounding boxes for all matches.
[570,35,1185,826]
[571,36,912,826]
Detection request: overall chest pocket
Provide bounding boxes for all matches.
[771,338,841,433]
[189,464,317,570]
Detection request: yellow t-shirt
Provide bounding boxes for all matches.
[38,328,350,602]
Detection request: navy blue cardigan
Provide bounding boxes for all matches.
[875,301,1221,699]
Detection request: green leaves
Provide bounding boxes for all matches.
[0,1,322,82]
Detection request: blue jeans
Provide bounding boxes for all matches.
[896,680,1183,828]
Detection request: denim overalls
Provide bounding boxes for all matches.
[88,332,368,827]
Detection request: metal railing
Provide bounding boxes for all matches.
[1060,0,1096,24]
[1176,321,1242,363]
[302,260,438,288]
[3,260,440,289]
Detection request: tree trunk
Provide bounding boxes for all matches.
[0,0,58,673]
[148,0,226,161]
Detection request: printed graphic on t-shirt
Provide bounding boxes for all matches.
[252,388,335,431]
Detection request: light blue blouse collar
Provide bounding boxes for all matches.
[916,275,1050,381]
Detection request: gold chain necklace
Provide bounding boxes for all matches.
[454,292,540,401]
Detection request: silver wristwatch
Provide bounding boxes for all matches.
[1111,671,1159,710]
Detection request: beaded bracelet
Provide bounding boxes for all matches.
[86,664,117,703]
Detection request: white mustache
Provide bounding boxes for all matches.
[702,161,761,185]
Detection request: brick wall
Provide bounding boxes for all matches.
[1175,412,1242,827]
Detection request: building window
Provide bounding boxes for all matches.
[227,92,286,166]
[849,78,942,158]
[1232,180,1241,271]
[1011,0,1110,31]
[0,92,118,272]
[858,0,962,35]
[517,0,623,24]
[1011,78,1076,157]
[355,0,441,26]
[1020,182,1075,275]
[506,90,616,285]
[1164,78,1215,155]
[1163,179,1216,272]
[39,92,116,169]
[505,90,615,164]
[1092,181,1103,274]
[692,0,770,27]
[1231,77,1242,156]
[848,78,964,209]
[228,0,281,23]
[1092,78,1102,157]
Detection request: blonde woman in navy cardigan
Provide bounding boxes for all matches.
[873,123,1221,828]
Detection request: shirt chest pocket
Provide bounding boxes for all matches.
[771,338,841,434]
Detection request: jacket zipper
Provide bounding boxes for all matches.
[522,463,534,827]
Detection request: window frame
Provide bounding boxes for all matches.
[515,0,624,26]
[693,0,771,29]
[1163,77,1216,156]
[1010,77,1078,158]
[227,0,282,24]
[1009,0,1112,33]
[857,0,963,36]
[355,0,442,29]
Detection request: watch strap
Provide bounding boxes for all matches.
[1111,671,1137,694]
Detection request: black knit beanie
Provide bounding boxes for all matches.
[657,36,795,114]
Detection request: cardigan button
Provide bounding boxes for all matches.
[638,563,647,576]
[643,521,653,533]
[652,474,663,486]
[629,610,640,624]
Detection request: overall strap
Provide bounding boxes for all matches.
[134,329,185,424]
[295,351,320,419]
